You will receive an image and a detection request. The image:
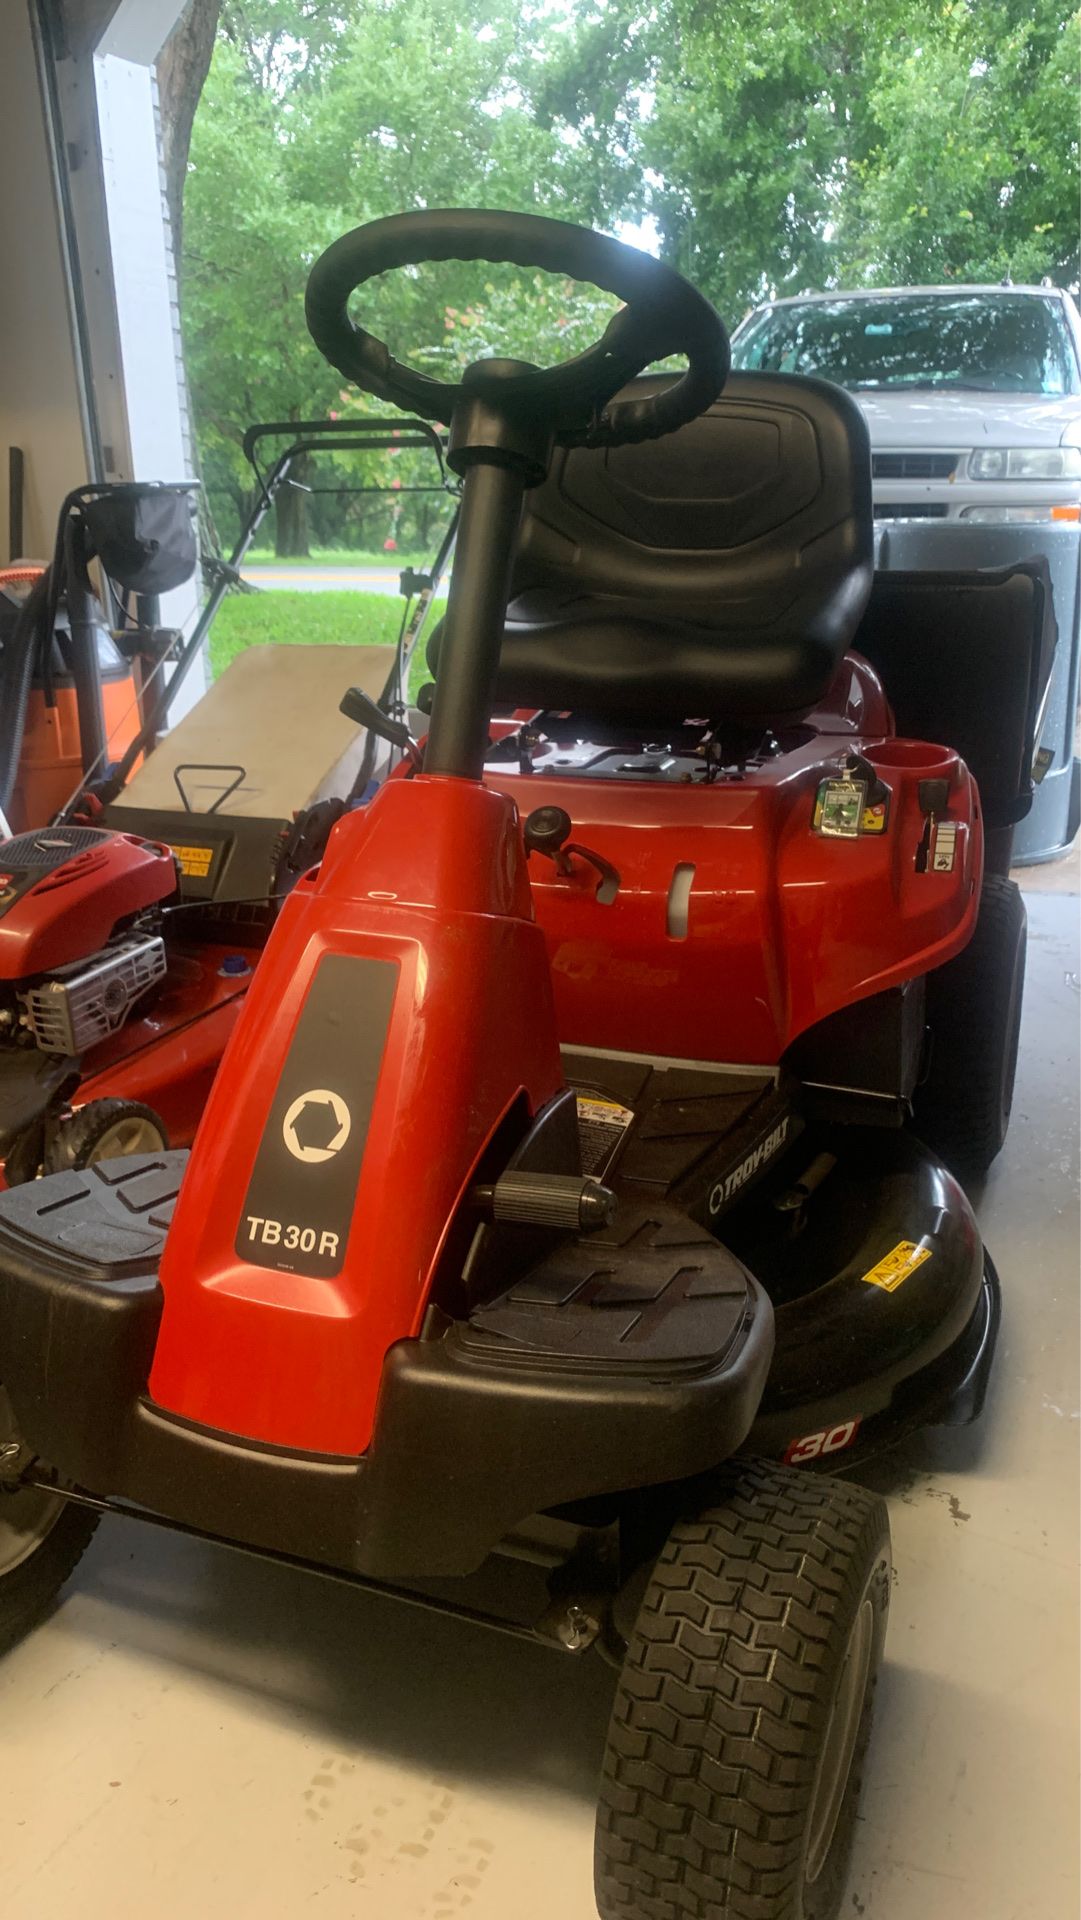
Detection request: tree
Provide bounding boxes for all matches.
[157,0,222,264]
[838,0,1081,288]
[182,0,626,553]
[536,0,1080,313]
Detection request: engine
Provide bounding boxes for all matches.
[17,933,168,1055]
[0,825,177,1058]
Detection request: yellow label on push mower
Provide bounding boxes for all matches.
[169,843,214,879]
[862,1240,932,1293]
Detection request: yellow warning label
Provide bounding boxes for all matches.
[576,1096,633,1124]
[575,1091,635,1177]
[168,843,214,879]
[862,1240,932,1293]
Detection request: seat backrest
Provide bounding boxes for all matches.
[486,370,874,719]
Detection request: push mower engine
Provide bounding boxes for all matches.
[0,826,177,1175]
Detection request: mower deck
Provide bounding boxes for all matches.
[0,1043,996,1582]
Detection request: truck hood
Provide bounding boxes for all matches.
[852,389,1081,449]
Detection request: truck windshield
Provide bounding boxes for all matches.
[731,292,1080,396]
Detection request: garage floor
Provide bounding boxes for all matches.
[2,887,1078,1920]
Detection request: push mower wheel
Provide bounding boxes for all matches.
[45,1098,169,1174]
[0,1387,99,1654]
[595,1461,890,1920]
[914,874,1026,1181]
[2,1123,45,1187]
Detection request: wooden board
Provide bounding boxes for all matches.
[112,643,397,818]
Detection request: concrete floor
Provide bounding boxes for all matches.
[1,889,1078,1920]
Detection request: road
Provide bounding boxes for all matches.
[241,563,407,594]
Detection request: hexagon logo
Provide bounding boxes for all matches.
[282,1088,352,1164]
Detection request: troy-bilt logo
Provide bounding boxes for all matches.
[784,1419,862,1466]
[708,1117,790,1215]
[282,1087,351,1164]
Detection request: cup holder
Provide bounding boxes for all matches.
[866,740,961,784]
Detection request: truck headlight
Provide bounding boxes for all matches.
[967,447,1081,480]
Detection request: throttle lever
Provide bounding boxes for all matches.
[523,805,620,903]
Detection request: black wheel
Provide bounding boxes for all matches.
[914,874,1026,1180]
[2,1122,45,1187]
[45,1098,168,1174]
[0,1387,99,1654]
[595,1461,891,1920]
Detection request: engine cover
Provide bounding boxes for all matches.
[0,826,176,977]
[20,933,168,1055]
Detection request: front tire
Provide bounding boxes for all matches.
[595,1461,890,1920]
[0,1387,98,1654]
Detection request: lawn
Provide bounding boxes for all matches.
[208,589,445,703]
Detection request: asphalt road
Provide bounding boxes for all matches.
[241,563,405,594]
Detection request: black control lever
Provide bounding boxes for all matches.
[340,686,421,768]
[915,776,952,874]
[472,1171,617,1231]
[523,805,620,903]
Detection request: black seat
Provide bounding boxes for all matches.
[430,371,874,722]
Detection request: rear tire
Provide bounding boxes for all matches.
[595,1461,890,1920]
[45,1098,168,1174]
[0,1387,98,1654]
[914,874,1026,1181]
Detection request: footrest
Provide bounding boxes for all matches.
[0,1153,185,1484]
[464,1203,752,1371]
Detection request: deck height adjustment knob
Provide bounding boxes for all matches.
[473,1171,617,1231]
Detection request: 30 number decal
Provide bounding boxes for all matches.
[783,1418,862,1466]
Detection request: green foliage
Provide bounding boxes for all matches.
[182,0,1080,512]
[635,0,1080,316]
[183,0,624,546]
[841,1,1081,288]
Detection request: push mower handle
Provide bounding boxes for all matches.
[304,209,729,448]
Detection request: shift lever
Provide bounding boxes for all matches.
[340,686,422,769]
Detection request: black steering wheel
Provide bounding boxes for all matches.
[305,209,729,448]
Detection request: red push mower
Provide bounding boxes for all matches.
[0,212,1047,1920]
[0,418,455,1182]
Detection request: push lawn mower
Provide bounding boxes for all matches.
[0,419,455,1183]
[0,210,1043,1920]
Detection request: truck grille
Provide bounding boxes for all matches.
[873,503,949,520]
[872,452,960,480]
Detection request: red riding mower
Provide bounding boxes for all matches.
[0,419,454,1182]
[0,213,1051,1920]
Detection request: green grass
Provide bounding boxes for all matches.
[208,588,444,702]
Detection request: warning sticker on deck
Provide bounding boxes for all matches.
[862,1240,932,1293]
[575,1091,635,1176]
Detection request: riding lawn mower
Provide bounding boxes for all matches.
[0,210,1053,1920]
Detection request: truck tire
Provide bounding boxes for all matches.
[595,1460,890,1920]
